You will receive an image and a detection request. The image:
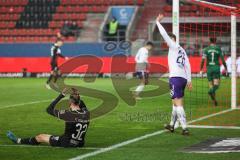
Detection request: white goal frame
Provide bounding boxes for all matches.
[173,0,237,109]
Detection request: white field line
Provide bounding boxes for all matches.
[187,150,240,154]
[69,130,167,160]
[0,144,101,150]
[0,99,53,109]
[69,108,237,160]
[0,96,86,110]
[188,125,240,130]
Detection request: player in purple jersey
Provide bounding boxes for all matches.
[156,14,192,135]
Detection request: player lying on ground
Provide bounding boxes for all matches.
[46,39,68,89]
[200,37,227,106]
[133,41,154,100]
[156,14,192,135]
[7,88,90,147]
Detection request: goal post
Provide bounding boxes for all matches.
[172,0,180,44]
[231,14,237,109]
[173,0,239,110]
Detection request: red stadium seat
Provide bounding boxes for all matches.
[65,36,76,42]
[127,0,134,5]
[85,0,95,5]
[46,29,53,36]
[53,13,61,20]
[61,0,68,5]
[102,0,111,5]
[99,6,108,12]
[95,0,104,5]
[0,22,7,28]
[12,14,20,20]
[0,7,8,13]
[11,29,17,36]
[0,0,146,43]
[82,6,90,13]
[78,0,85,5]
[62,13,68,20]
[57,6,65,12]
[0,36,3,43]
[50,36,57,42]
[66,6,73,12]
[41,36,49,42]
[6,36,14,43]
[4,14,10,20]
[137,0,144,5]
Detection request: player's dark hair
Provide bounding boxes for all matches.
[146,41,154,47]
[210,37,217,44]
[168,33,176,41]
[69,88,80,105]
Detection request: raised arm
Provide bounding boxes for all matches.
[46,94,65,117]
[156,14,176,49]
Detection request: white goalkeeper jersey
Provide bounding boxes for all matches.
[156,21,191,82]
[225,56,232,73]
[237,57,240,73]
[135,47,149,71]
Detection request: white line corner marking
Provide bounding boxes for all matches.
[69,108,237,160]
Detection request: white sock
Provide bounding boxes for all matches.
[176,106,187,130]
[170,105,177,126]
[17,138,21,144]
[135,84,144,95]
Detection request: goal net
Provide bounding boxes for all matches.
[175,0,240,126]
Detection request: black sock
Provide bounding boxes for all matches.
[54,74,61,83]
[20,137,40,145]
[47,75,53,84]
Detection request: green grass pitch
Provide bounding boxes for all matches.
[0,78,239,160]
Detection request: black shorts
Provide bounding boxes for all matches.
[135,71,149,84]
[49,135,84,148]
[135,71,149,80]
[51,63,58,71]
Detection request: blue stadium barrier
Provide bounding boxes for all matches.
[0,42,131,57]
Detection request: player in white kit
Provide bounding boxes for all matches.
[225,55,232,76]
[156,14,192,135]
[133,41,154,99]
[237,56,240,78]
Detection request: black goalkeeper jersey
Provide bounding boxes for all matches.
[46,94,90,146]
[50,44,64,66]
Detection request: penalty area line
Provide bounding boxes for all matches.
[0,99,53,109]
[188,108,234,124]
[188,125,240,130]
[0,97,87,110]
[0,97,72,110]
[69,108,235,160]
